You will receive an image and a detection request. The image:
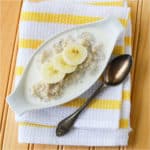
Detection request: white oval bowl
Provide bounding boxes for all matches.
[7,17,123,115]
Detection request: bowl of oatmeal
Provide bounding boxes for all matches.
[31,32,103,101]
[7,17,123,115]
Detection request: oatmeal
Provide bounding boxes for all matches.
[31,32,104,100]
[31,81,63,99]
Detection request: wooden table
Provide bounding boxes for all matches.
[0,0,150,149]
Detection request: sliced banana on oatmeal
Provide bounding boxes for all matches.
[63,44,88,65]
[53,53,77,73]
[41,62,65,84]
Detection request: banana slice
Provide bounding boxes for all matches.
[63,44,88,65]
[41,62,65,84]
[53,53,77,73]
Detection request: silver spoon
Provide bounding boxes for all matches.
[56,54,132,136]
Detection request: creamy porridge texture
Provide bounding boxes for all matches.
[31,32,104,101]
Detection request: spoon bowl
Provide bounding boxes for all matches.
[103,54,132,85]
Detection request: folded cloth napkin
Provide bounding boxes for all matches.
[15,0,132,146]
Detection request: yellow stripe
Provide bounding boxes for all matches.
[113,45,124,55]
[86,1,123,6]
[19,118,129,129]
[19,39,43,49]
[62,98,121,109]
[21,12,101,25]
[125,36,132,46]
[21,12,127,27]
[119,119,129,128]
[122,90,130,100]
[19,38,127,55]
[19,122,55,128]
[15,66,24,76]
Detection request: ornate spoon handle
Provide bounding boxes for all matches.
[56,83,105,136]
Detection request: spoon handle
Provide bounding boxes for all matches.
[56,83,105,136]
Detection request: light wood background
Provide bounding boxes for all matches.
[0,0,150,149]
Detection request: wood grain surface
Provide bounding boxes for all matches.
[0,0,150,150]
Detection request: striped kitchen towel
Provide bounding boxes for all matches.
[15,0,132,146]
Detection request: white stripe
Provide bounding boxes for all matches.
[16,48,35,66]
[123,0,128,7]
[14,76,21,88]
[19,21,125,46]
[19,22,75,39]
[22,1,130,19]
[125,19,132,36]
[95,84,122,100]
[52,0,124,3]
[123,75,131,90]
[116,36,125,45]
[125,46,132,54]
[16,106,121,129]
[121,100,131,118]
[20,21,128,42]
[19,126,131,146]
[52,0,126,8]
